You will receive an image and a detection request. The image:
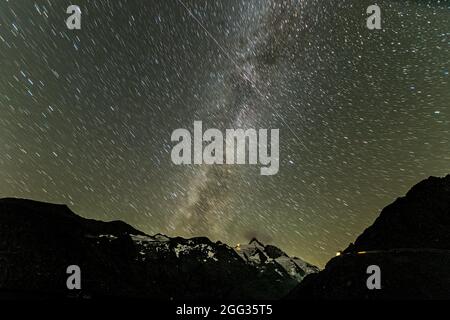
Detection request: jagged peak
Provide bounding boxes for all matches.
[249,238,265,247]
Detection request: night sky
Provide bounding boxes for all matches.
[0,0,448,267]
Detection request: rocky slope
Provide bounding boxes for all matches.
[287,175,450,299]
[235,238,319,282]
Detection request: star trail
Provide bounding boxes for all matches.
[0,0,448,267]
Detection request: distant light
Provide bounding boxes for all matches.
[335,252,341,256]
[357,251,367,255]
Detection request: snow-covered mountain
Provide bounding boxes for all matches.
[0,198,318,299]
[234,239,319,282]
[126,234,319,283]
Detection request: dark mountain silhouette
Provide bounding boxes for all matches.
[288,175,450,299]
[0,198,315,299]
[1,175,448,300]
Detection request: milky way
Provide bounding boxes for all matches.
[0,0,449,266]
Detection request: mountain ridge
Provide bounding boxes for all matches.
[287,174,450,299]
[0,197,316,299]
[1,174,449,299]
